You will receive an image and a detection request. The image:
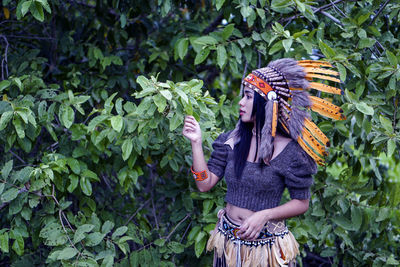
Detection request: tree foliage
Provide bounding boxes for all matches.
[0,0,399,266]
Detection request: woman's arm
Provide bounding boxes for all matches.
[182,116,220,192]
[236,199,309,241]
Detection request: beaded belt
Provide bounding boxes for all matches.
[218,213,289,247]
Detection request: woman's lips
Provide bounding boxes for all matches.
[239,111,245,116]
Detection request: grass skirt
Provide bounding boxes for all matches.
[206,209,299,267]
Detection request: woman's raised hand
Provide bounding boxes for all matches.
[182,116,202,143]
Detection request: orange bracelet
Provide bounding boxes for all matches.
[191,166,208,181]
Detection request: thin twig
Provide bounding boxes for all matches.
[165,214,190,241]
[179,221,192,243]
[59,210,81,257]
[280,0,349,23]
[0,35,9,80]
[369,0,392,26]
[123,199,151,226]
[4,34,55,40]
[329,0,347,17]
[320,10,343,26]
[9,150,26,164]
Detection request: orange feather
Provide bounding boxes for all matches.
[297,137,325,165]
[308,82,343,95]
[303,118,330,146]
[297,60,333,67]
[305,73,341,83]
[304,67,339,77]
[272,101,278,137]
[311,103,346,120]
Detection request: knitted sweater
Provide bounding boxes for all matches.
[207,131,317,212]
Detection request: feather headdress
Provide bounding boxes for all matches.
[232,58,345,165]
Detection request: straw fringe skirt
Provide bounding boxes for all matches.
[206,209,299,267]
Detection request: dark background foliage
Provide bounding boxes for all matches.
[0,0,399,266]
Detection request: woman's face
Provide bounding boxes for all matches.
[239,88,255,123]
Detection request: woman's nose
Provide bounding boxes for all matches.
[239,97,245,106]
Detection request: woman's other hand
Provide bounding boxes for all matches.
[182,115,202,143]
[237,211,269,241]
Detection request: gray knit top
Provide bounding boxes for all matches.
[207,131,317,212]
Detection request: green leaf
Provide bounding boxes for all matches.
[121,139,133,161]
[30,2,44,22]
[68,174,79,193]
[12,235,24,256]
[0,232,9,253]
[194,231,206,258]
[1,187,19,202]
[13,117,25,139]
[217,45,227,69]
[67,158,80,175]
[319,40,336,57]
[332,216,353,231]
[57,247,78,260]
[80,177,92,196]
[60,104,74,129]
[0,183,4,196]
[359,38,376,49]
[160,90,172,101]
[101,221,114,234]
[268,40,283,55]
[120,14,127,28]
[355,102,374,115]
[222,24,234,40]
[74,224,95,244]
[82,170,99,182]
[194,48,210,65]
[376,207,390,222]
[194,36,218,46]
[21,0,32,16]
[85,232,105,246]
[282,38,293,52]
[379,115,393,133]
[111,115,124,132]
[102,255,114,267]
[112,226,128,240]
[0,111,13,131]
[387,254,399,265]
[36,0,51,13]
[169,113,182,131]
[336,63,347,82]
[386,50,398,66]
[0,80,11,91]
[216,0,226,10]
[154,239,166,246]
[177,38,189,60]
[351,206,362,231]
[1,159,13,179]
[387,139,396,157]
[153,94,167,112]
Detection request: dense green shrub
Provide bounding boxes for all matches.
[0,0,399,266]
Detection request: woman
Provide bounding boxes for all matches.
[182,58,345,266]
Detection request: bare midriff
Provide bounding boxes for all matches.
[225,203,255,225]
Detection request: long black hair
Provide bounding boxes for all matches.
[233,92,290,179]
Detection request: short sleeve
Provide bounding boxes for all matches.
[207,132,229,179]
[282,146,317,200]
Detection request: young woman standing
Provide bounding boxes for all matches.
[183,58,345,266]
